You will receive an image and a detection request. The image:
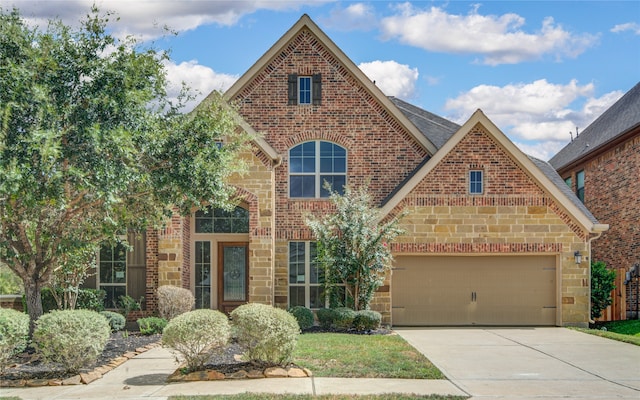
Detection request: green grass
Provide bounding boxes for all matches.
[572,319,640,346]
[292,333,443,379]
[170,395,466,400]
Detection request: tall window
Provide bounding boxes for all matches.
[469,170,483,194]
[289,141,346,198]
[97,232,146,309]
[576,170,585,202]
[299,76,312,104]
[289,242,324,309]
[99,242,127,308]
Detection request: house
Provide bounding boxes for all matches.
[86,15,607,327]
[549,82,640,321]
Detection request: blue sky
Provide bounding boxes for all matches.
[3,1,639,160]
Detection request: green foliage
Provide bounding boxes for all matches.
[353,310,382,331]
[162,309,230,371]
[25,287,106,314]
[0,7,252,327]
[289,306,314,330]
[0,308,30,373]
[316,308,336,329]
[0,264,23,295]
[591,261,616,320]
[100,310,126,332]
[137,316,168,335]
[49,245,98,310]
[305,184,404,311]
[157,285,195,320]
[115,295,143,317]
[33,309,110,373]
[333,307,357,330]
[231,303,300,365]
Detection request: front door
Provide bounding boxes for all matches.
[218,242,249,314]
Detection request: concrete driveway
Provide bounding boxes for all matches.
[397,327,640,400]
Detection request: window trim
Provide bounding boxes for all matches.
[289,140,347,198]
[469,170,484,195]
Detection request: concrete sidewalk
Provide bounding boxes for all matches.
[2,346,466,399]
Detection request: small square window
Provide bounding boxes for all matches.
[469,170,483,194]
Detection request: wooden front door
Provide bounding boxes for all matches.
[217,242,249,314]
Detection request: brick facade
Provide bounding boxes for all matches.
[560,133,640,320]
[138,15,601,327]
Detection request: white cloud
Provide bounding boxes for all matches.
[358,60,419,99]
[320,3,377,31]
[379,3,598,65]
[4,0,323,40]
[611,22,640,35]
[163,60,238,112]
[444,80,623,160]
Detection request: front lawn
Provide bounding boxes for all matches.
[573,319,640,346]
[293,333,443,379]
[170,395,466,400]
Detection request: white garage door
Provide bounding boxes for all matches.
[392,255,557,326]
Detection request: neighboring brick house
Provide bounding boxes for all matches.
[549,82,640,321]
[86,15,607,327]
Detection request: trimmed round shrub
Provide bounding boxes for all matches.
[231,303,300,364]
[0,308,30,373]
[316,308,335,329]
[100,311,126,332]
[289,306,314,330]
[157,285,195,321]
[162,309,230,371]
[353,310,382,331]
[333,307,357,330]
[137,316,168,335]
[33,309,110,373]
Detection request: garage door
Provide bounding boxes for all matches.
[392,255,557,326]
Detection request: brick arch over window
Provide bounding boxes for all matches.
[231,187,262,237]
[284,131,354,150]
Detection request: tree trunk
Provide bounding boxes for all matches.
[24,279,44,336]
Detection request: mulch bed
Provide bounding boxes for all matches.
[1,331,161,382]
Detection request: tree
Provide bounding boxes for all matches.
[591,261,616,320]
[305,184,404,311]
[0,7,252,332]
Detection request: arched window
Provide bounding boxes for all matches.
[194,206,249,233]
[289,141,346,198]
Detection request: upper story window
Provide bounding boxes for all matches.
[288,73,321,105]
[289,141,346,198]
[576,170,585,203]
[195,206,249,233]
[564,176,572,188]
[469,170,484,194]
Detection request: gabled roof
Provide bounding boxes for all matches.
[389,97,460,149]
[380,109,608,234]
[222,14,439,156]
[549,81,640,170]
